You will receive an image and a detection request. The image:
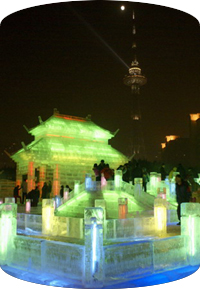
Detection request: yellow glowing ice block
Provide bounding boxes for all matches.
[154,198,167,236]
[42,199,55,235]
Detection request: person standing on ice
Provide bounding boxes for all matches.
[13,185,22,204]
[175,174,191,225]
[42,182,48,199]
[93,163,100,181]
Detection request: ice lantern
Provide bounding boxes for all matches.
[154,198,167,236]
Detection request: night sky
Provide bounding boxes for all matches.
[0,1,199,167]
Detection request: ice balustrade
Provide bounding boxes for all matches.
[1,203,200,287]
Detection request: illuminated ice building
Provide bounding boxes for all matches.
[11,110,128,194]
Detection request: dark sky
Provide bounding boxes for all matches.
[0,1,199,166]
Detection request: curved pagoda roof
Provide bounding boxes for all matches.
[11,112,128,166]
[29,112,114,142]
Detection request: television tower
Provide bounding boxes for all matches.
[123,10,147,159]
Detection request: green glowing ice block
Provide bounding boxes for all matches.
[0,203,17,265]
[181,203,200,265]
[83,207,104,288]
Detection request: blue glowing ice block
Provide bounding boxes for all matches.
[85,173,92,191]
[84,207,104,288]
[0,203,17,265]
[181,203,200,265]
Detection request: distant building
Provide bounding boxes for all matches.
[11,111,128,195]
[160,114,200,168]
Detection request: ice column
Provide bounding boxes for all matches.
[74,180,80,196]
[85,174,92,191]
[63,187,69,203]
[114,169,122,191]
[154,198,167,236]
[134,178,143,197]
[42,199,54,235]
[27,161,35,193]
[181,203,200,265]
[54,195,62,209]
[118,198,128,219]
[150,172,158,195]
[53,164,60,196]
[0,203,17,265]
[84,207,104,288]
[25,199,31,213]
[95,199,106,221]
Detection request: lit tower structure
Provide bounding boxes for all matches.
[123,10,147,158]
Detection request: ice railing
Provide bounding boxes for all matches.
[1,203,200,288]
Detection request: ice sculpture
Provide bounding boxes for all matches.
[154,198,167,236]
[181,202,200,265]
[0,203,17,265]
[84,207,104,288]
[11,112,128,190]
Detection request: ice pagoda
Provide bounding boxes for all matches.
[11,110,128,195]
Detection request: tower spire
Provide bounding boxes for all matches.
[123,10,147,94]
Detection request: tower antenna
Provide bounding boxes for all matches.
[123,10,147,94]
